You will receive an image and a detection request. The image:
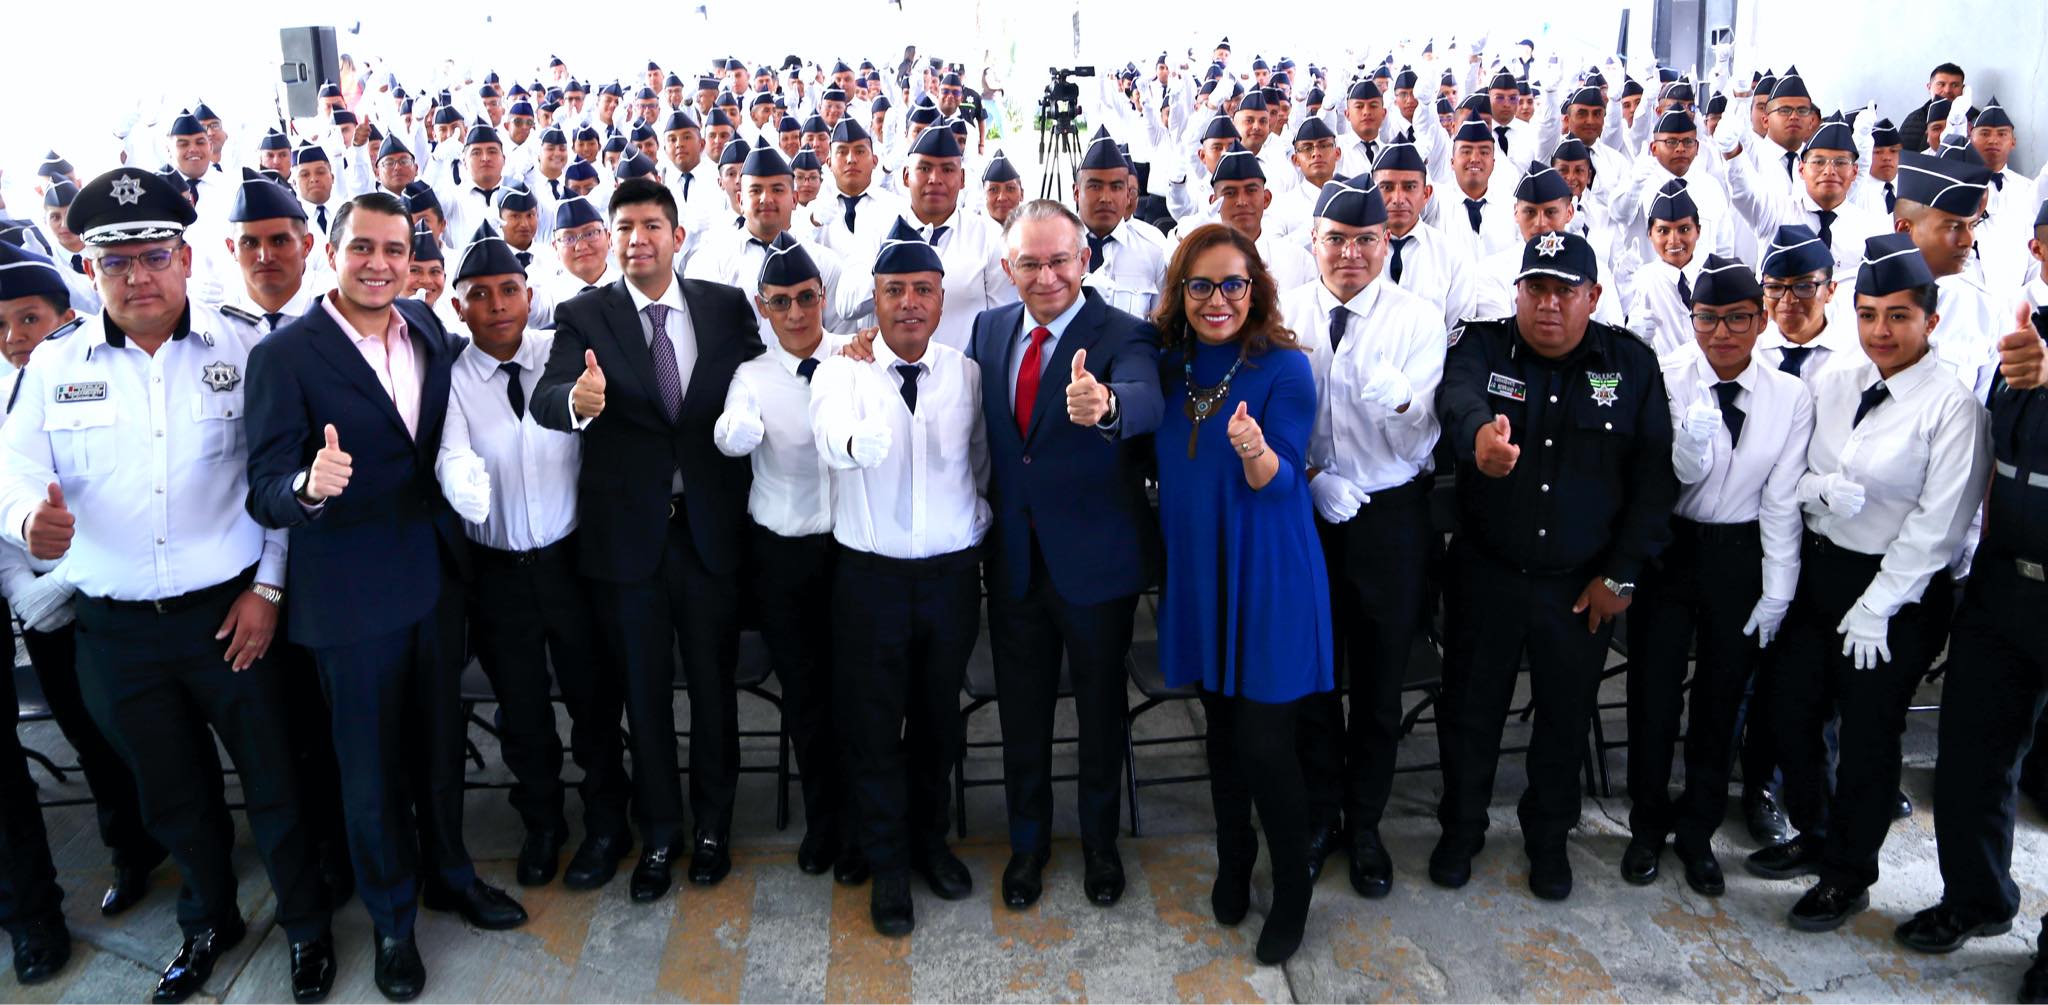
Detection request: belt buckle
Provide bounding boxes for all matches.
[2020,559,2046,583]
[153,598,168,614]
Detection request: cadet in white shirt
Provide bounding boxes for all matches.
[1755,224,1858,384]
[1752,235,1991,933]
[1202,143,1316,290]
[1335,79,1392,178]
[1621,180,1709,354]
[1612,111,1736,266]
[846,126,1014,352]
[1368,143,1476,332]
[438,124,516,259]
[292,146,344,246]
[1437,119,1521,261]
[685,141,851,336]
[1466,165,1625,326]
[1624,256,1811,898]
[1726,116,1887,282]
[808,224,989,937]
[1281,180,1444,901]
[532,198,618,327]
[710,236,860,883]
[220,177,332,334]
[1072,135,1168,318]
[1891,151,2003,398]
[979,152,1025,226]
[812,120,905,256]
[0,168,333,1002]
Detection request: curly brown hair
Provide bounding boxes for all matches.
[1151,223,1301,355]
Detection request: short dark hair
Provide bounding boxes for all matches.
[1908,281,1941,316]
[331,191,411,247]
[12,290,70,314]
[607,177,678,226]
[1931,63,1965,80]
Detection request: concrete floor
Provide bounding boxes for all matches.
[6,640,2045,1003]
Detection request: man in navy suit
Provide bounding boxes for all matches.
[530,177,764,903]
[971,200,1163,909]
[246,191,526,1003]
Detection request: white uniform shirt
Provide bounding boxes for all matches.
[1727,155,1888,282]
[437,332,581,551]
[0,306,286,600]
[1622,257,1708,355]
[222,278,330,335]
[684,226,851,336]
[808,337,989,558]
[1081,218,1169,319]
[1659,344,1813,601]
[842,207,1015,353]
[1284,277,1445,493]
[1382,222,1476,332]
[714,331,849,538]
[1253,228,1318,293]
[809,185,906,258]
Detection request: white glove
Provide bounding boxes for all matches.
[1681,401,1722,445]
[1741,596,1789,648]
[1837,602,1892,670]
[848,421,893,468]
[12,573,76,633]
[713,406,766,456]
[1713,96,1747,154]
[1946,85,1972,137]
[1357,358,1414,410]
[1310,473,1370,524]
[443,458,493,524]
[1800,472,1866,520]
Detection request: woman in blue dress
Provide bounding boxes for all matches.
[1152,223,1333,965]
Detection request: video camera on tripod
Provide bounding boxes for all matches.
[1040,65,1094,124]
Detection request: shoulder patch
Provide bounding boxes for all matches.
[43,317,84,342]
[218,305,262,324]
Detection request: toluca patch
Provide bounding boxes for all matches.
[54,381,108,402]
[1587,371,1621,407]
[201,360,242,392]
[1486,372,1527,402]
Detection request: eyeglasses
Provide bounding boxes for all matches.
[557,229,608,247]
[92,247,179,277]
[1762,280,1826,300]
[1656,137,1699,150]
[759,290,822,312]
[1770,106,1819,120]
[1316,232,1381,253]
[1691,310,1762,333]
[1804,156,1856,172]
[1011,254,1077,276]
[381,155,416,169]
[1184,275,1251,301]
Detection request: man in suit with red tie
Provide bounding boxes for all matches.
[531,177,764,904]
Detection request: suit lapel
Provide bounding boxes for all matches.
[1024,294,1106,445]
[303,307,411,439]
[988,303,1025,446]
[601,280,665,423]
[406,305,452,457]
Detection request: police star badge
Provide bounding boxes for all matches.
[1534,231,1567,257]
[110,176,144,206]
[1587,371,1621,407]
[200,360,241,393]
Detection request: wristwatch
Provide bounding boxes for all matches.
[292,469,323,505]
[250,583,285,606]
[1601,577,1636,598]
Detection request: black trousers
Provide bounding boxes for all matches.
[268,637,348,862]
[1625,519,1764,852]
[750,526,845,843]
[1302,479,1431,833]
[20,623,163,867]
[587,504,741,847]
[1436,542,1612,852]
[470,537,630,840]
[833,546,980,874]
[1933,557,2048,923]
[1203,692,1310,894]
[988,535,1136,856]
[310,574,470,939]
[74,579,328,942]
[1770,532,1952,891]
[0,600,64,937]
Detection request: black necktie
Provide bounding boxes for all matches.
[549,177,561,199]
[895,362,921,413]
[1884,180,1896,214]
[501,361,527,419]
[926,224,949,244]
[1494,124,1509,153]
[839,193,858,230]
[1784,151,1797,181]
[1712,380,1744,446]
[453,161,463,186]
[1779,345,1815,376]
[1991,173,2005,191]
[797,357,819,383]
[315,204,328,233]
[1388,235,1411,284]
[187,177,199,207]
[1364,140,1377,164]
[1464,197,1484,235]
[263,311,284,332]
[69,254,84,274]
[1328,305,1350,352]
[682,173,692,199]
[1678,273,1693,309]
[1087,230,1108,273]
[1852,380,1889,427]
[1816,208,1837,252]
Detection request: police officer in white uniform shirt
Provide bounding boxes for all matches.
[433,236,627,890]
[291,146,343,246]
[439,123,516,256]
[1891,151,2003,398]
[686,141,850,335]
[0,167,335,1003]
[813,120,905,256]
[1726,115,1886,282]
[1335,79,1392,178]
[1755,225,1858,385]
[1621,180,1710,354]
[1071,134,1167,318]
[532,197,619,327]
[1281,179,1445,901]
[844,127,1013,352]
[1369,142,1476,332]
[219,177,331,333]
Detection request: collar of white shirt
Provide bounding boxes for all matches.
[1020,290,1089,346]
[766,330,848,378]
[1853,349,1946,401]
[1314,274,1385,328]
[459,330,549,383]
[1686,344,1761,396]
[623,272,687,314]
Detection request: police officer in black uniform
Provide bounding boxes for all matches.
[1893,305,2048,1004]
[1431,231,1677,902]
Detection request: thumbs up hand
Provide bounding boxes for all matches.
[1065,347,1114,426]
[1475,413,1520,477]
[1996,304,2046,390]
[307,424,352,501]
[26,482,73,560]
[1225,400,1265,460]
[572,348,607,419]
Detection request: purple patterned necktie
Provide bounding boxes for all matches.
[644,303,683,420]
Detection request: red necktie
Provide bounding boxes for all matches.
[1014,326,1052,435]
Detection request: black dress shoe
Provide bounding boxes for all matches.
[1528,848,1572,902]
[1620,837,1662,886]
[912,844,973,901]
[1212,827,1259,926]
[373,933,425,1002]
[2021,954,2048,1005]
[631,843,679,903]
[1894,789,1914,821]
[1002,850,1049,908]
[564,833,632,890]
[154,919,247,1004]
[1744,788,1792,846]
[1894,903,2013,954]
[289,933,336,1004]
[422,878,528,930]
[797,830,837,875]
[518,829,566,887]
[1745,836,1822,880]
[1305,818,1344,885]
[1790,882,1869,932]
[1349,828,1392,899]
[1083,847,1126,906]
[1674,844,1725,896]
[870,871,915,937]
[689,833,732,886]
[1428,833,1484,890]
[11,917,71,985]
[834,846,871,886]
[102,859,155,916]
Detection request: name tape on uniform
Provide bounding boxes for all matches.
[54,381,109,403]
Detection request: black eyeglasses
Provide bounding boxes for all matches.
[92,247,180,277]
[1691,310,1762,334]
[1184,275,1251,301]
[759,290,822,312]
[1762,280,1825,301]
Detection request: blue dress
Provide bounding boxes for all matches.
[1154,339,1334,703]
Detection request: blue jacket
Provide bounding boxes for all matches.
[967,289,1164,605]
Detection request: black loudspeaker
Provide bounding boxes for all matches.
[279,26,339,117]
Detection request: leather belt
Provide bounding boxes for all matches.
[1996,461,2048,489]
